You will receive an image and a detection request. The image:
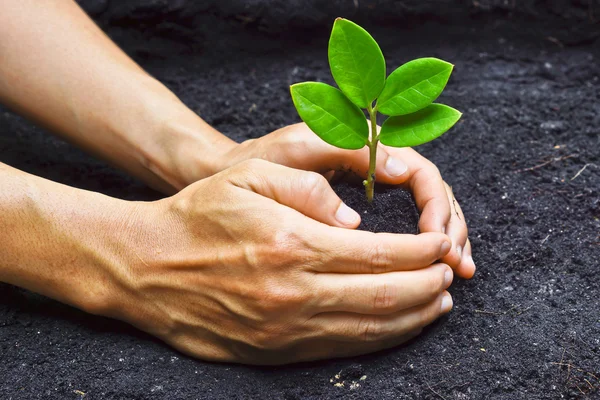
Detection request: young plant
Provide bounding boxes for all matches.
[290,18,462,203]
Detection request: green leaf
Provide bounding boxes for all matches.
[377,58,453,116]
[328,18,386,109]
[379,104,461,147]
[290,82,369,150]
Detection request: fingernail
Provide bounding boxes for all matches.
[441,293,453,313]
[385,156,408,177]
[456,245,463,259]
[444,268,453,287]
[440,240,451,257]
[335,202,359,226]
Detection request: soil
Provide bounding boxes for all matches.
[1,2,600,399]
[335,179,420,234]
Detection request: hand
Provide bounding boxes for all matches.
[220,123,475,279]
[110,159,454,364]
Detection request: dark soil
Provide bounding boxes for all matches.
[335,180,419,234]
[1,3,600,399]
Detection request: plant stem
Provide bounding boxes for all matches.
[365,105,379,203]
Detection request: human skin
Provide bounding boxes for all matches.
[0,0,474,363]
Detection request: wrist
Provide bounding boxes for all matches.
[129,76,237,191]
[150,106,238,189]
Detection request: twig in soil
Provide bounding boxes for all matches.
[449,381,472,391]
[425,381,448,400]
[235,14,257,25]
[514,154,578,173]
[561,367,599,383]
[570,163,597,181]
[552,361,600,394]
[559,347,566,367]
[541,235,550,245]
[474,304,532,316]
[430,363,457,372]
[585,378,595,390]
[546,36,565,48]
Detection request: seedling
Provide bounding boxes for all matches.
[290,18,462,203]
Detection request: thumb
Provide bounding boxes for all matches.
[264,124,410,185]
[225,159,361,228]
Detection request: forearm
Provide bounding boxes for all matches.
[0,0,235,192]
[0,162,134,314]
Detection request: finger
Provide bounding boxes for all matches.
[382,147,452,234]
[308,291,452,343]
[328,328,423,360]
[225,159,360,228]
[262,123,413,183]
[308,229,451,273]
[293,328,424,362]
[440,183,468,271]
[455,238,476,279]
[259,328,423,364]
[314,263,453,314]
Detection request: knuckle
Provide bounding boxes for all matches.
[251,229,297,267]
[264,285,306,310]
[253,278,308,318]
[271,227,305,258]
[279,124,307,142]
[273,227,315,266]
[270,126,314,160]
[414,162,441,184]
[302,171,328,192]
[249,227,315,274]
[301,172,330,207]
[372,282,397,313]
[250,325,282,350]
[357,316,387,342]
[363,241,393,274]
[424,160,441,177]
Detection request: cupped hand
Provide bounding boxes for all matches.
[112,159,454,364]
[221,123,475,279]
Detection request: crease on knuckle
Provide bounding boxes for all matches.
[358,316,386,342]
[363,241,393,274]
[372,282,397,313]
